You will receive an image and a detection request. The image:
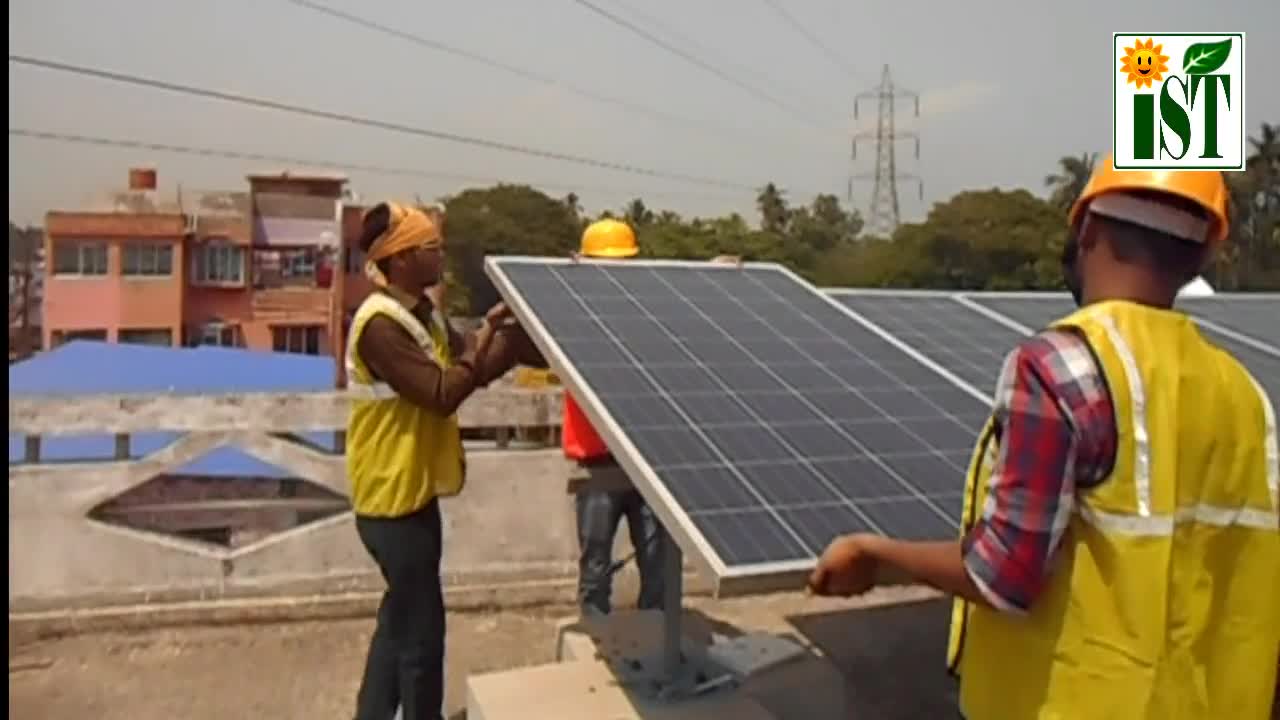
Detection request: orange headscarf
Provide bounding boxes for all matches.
[363,201,442,289]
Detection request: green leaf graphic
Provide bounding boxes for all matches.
[1183,38,1232,75]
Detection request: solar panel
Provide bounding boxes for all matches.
[1179,295,1279,349]
[830,292,1026,394]
[487,258,987,594]
[963,294,1076,333]
[965,293,1280,402]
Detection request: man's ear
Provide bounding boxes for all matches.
[1077,214,1103,254]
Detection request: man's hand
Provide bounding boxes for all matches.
[485,301,514,327]
[711,254,743,267]
[808,533,881,597]
[473,302,514,357]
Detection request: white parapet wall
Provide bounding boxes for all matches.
[7,387,664,612]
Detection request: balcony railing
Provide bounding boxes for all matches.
[8,386,596,613]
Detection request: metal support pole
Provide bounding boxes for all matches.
[662,525,683,682]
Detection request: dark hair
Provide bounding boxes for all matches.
[1092,190,1211,286]
[359,203,393,275]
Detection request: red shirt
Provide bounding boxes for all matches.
[562,392,610,461]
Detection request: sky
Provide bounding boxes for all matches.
[8,0,1278,228]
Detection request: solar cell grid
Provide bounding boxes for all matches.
[1181,295,1280,345]
[832,293,1026,393]
[965,293,1280,402]
[489,259,988,591]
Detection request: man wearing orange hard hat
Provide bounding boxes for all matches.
[566,218,669,616]
[809,157,1278,719]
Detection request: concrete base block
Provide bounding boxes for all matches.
[549,609,845,720]
[466,659,776,720]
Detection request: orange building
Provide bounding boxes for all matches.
[41,167,376,358]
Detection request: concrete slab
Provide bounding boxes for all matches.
[466,659,776,720]
[552,609,845,720]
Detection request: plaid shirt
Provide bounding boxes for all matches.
[961,329,1118,613]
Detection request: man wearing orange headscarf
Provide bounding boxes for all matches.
[344,201,534,720]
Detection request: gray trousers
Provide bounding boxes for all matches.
[575,483,666,615]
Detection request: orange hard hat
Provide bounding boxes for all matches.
[580,219,639,258]
[1069,153,1230,245]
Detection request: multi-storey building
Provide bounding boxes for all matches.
[41,167,376,356]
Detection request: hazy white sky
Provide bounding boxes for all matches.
[8,0,1278,227]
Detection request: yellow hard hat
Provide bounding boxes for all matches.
[580,219,639,258]
[1069,153,1229,245]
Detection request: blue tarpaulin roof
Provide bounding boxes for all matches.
[9,341,341,474]
[10,340,336,395]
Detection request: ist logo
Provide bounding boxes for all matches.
[1112,33,1245,171]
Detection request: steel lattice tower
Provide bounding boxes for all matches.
[849,64,923,238]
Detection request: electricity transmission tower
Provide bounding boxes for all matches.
[849,64,924,238]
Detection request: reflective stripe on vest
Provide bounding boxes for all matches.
[345,292,439,396]
[344,292,464,517]
[346,381,398,400]
[1080,313,1280,534]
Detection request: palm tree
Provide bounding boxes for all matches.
[1246,122,1278,177]
[756,183,790,233]
[1242,123,1280,287]
[1045,152,1098,213]
[623,198,654,227]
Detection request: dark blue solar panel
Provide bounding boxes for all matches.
[490,260,984,573]
[833,294,1026,394]
[969,294,1280,404]
[1181,295,1279,345]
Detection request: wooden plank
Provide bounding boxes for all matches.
[9,388,563,435]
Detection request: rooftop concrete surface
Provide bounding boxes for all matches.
[10,587,962,720]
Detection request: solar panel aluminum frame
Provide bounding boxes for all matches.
[487,256,804,596]
[485,257,996,596]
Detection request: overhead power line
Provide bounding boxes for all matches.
[8,127,758,200]
[281,0,752,142]
[596,0,846,122]
[8,54,755,191]
[759,0,866,83]
[567,0,839,132]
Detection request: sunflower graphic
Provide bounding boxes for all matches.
[1120,38,1169,89]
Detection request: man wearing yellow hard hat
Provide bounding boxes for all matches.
[345,201,529,720]
[565,218,669,616]
[809,158,1279,718]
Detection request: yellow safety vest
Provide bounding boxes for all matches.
[345,292,465,517]
[946,300,1280,720]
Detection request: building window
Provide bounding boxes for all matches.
[122,243,174,277]
[192,243,246,285]
[272,325,322,355]
[50,328,108,346]
[52,241,108,276]
[253,247,335,289]
[187,323,243,348]
[119,328,173,346]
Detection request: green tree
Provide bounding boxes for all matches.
[818,189,1065,290]
[790,194,863,254]
[623,198,654,228]
[1044,152,1098,213]
[756,183,791,234]
[443,184,581,313]
[1212,122,1280,290]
